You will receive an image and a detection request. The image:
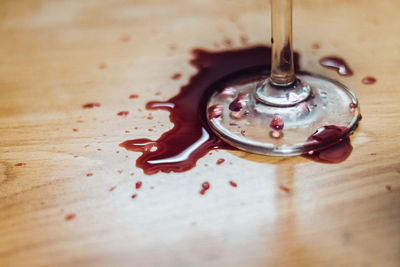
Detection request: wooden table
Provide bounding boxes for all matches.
[1,0,399,266]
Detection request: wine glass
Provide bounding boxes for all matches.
[205,0,361,156]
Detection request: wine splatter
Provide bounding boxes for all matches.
[135,181,142,189]
[229,181,238,187]
[65,214,76,221]
[302,125,353,163]
[117,111,129,116]
[362,76,376,84]
[200,182,210,195]
[216,158,225,165]
[279,185,291,193]
[120,46,276,174]
[171,73,182,80]
[109,186,117,192]
[129,94,139,99]
[320,57,353,76]
[120,46,354,174]
[82,102,100,108]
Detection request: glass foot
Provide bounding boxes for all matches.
[206,68,361,156]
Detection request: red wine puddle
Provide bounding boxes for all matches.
[302,125,352,163]
[120,46,354,174]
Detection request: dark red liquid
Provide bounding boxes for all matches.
[120,46,280,175]
[109,186,116,192]
[15,163,26,166]
[65,213,76,221]
[320,57,353,76]
[216,158,225,165]
[362,76,376,84]
[200,181,210,195]
[129,94,139,99]
[135,181,142,189]
[117,111,129,116]
[120,46,353,174]
[82,102,100,108]
[270,115,284,131]
[302,125,353,163]
[171,73,182,80]
[229,181,237,187]
[279,185,291,193]
[229,92,247,111]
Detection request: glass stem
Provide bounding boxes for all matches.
[270,0,296,86]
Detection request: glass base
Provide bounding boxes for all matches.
[206,70,361,156]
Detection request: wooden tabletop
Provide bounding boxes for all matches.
[0,0,399,266]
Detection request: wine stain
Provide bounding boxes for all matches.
[120,46,354,174]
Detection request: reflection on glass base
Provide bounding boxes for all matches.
[206,70,361,156]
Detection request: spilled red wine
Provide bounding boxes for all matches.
[302,125,353,163]
[320,57,353,76]
[82,102,100,108]
[362,76,376,84]
[120,46,275,174]
[120,46,354,174]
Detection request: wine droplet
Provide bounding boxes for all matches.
[269,115,284,131]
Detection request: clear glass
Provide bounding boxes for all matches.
[205,0,361,156]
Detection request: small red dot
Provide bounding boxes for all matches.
[82,102,100,108]
[129,94,139,99]
[86,173,93,177]
[109,186,116,192]
[279,185,291,193]
[136,181,142,189]
[171,73,182,80]
[117,111,129,116]
[216,158,225,165]
[229,181,237,187]
[65,213,76,221]
[131,194,137,199]
[202,182,210,190]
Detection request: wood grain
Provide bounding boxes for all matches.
[0,0,399,266]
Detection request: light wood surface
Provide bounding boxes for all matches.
[1,0,399,266]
